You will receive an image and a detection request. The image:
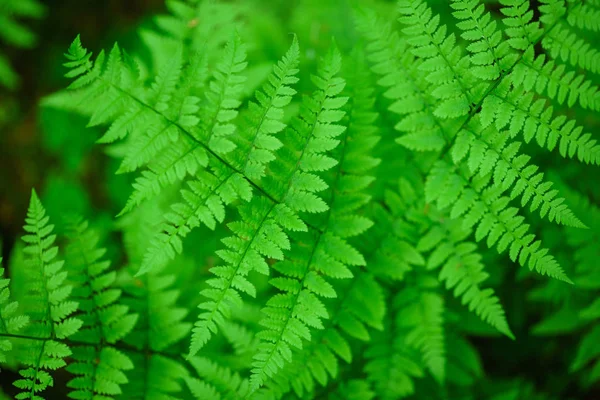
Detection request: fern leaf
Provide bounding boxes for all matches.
[567,2,600,33]
[131,37,298,274]
[115,204,191,399]
[355,8,447,151]
[247,52,382,396]
[269,271,385,398]
[118,141,208,215]
[396,285,446,384]
[233,37,300,181]
[511,47,600,111]
[121,353,189,400]
[63,219,138,400]
[481,82,600,165]
[201,32,248,155]
[398,0,475,118]
[190,44,349,358]
[137,168,251,276]
[451,0,517,81]
[499,0,542,50]
[418,223,514,338]
[123,261,192,353]
[453,121,586,228]
[66,219,138,344]
[67,346,134,399]
[115,47,185,174]
[0,259,30,364]
[189,197,279,357]
[14,190,82,400]
[186,356,250,399]
[427,161,572,283]
[249,48,380,392]
[542,20,600,76]
[365,312,424,400]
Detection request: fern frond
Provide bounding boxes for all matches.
[481,82,600,165]
[121,353,188,400]
[452,120,586,228]
[369,224,425,281]
[510,47,600,112]
[249,48,381,391]
[62,36,252,276]
[122,260,191,353]
[395,279,446,384]
[499,0,543,50]
[567,2,600,32]
[220,319,260,362]
[372,177,513,341]
[397,0,475,118]
[135,37,300,275]
[66,219,138,345]
[118,140,208,215]
[14,190,82,400]
[0,259,30,364]
[137,167,251,276]
[426,160,572,283]
[354,8,447,151]
[190,44,350,358]
[451,0,517,81]
[232,37,300,181]
[365,315,424,400]
[64,219,138,399]
[259,272,385,399]
[418,222,514,339]
[542,17,600,76]
[250,231,336,390]
[116,48,185,173]
[248,52,382,396]
[199,32,247,155]
[189,197,280,357]
[186,356,250,399]
[121,206,193,349]
[117,204,192,399]
[67,347,134,400]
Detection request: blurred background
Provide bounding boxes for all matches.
[0,0,166,262]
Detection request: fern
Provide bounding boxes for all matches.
[248,46,381,391]
[232,36,300,182]
[0,259,29,364]
[3,0,600,399]
[189,43,350,361]
[357,0,592,289]
[364,314,424,399]
[117,203,192,399]
[418,219,513,339]
[14,191,82,399]
[398,0,476,118]
[185,356,251,399]
[64,219,138,399]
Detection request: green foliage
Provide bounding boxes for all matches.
[1,0,600,399]
[14,191,82,399]
[0,0,45,89]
